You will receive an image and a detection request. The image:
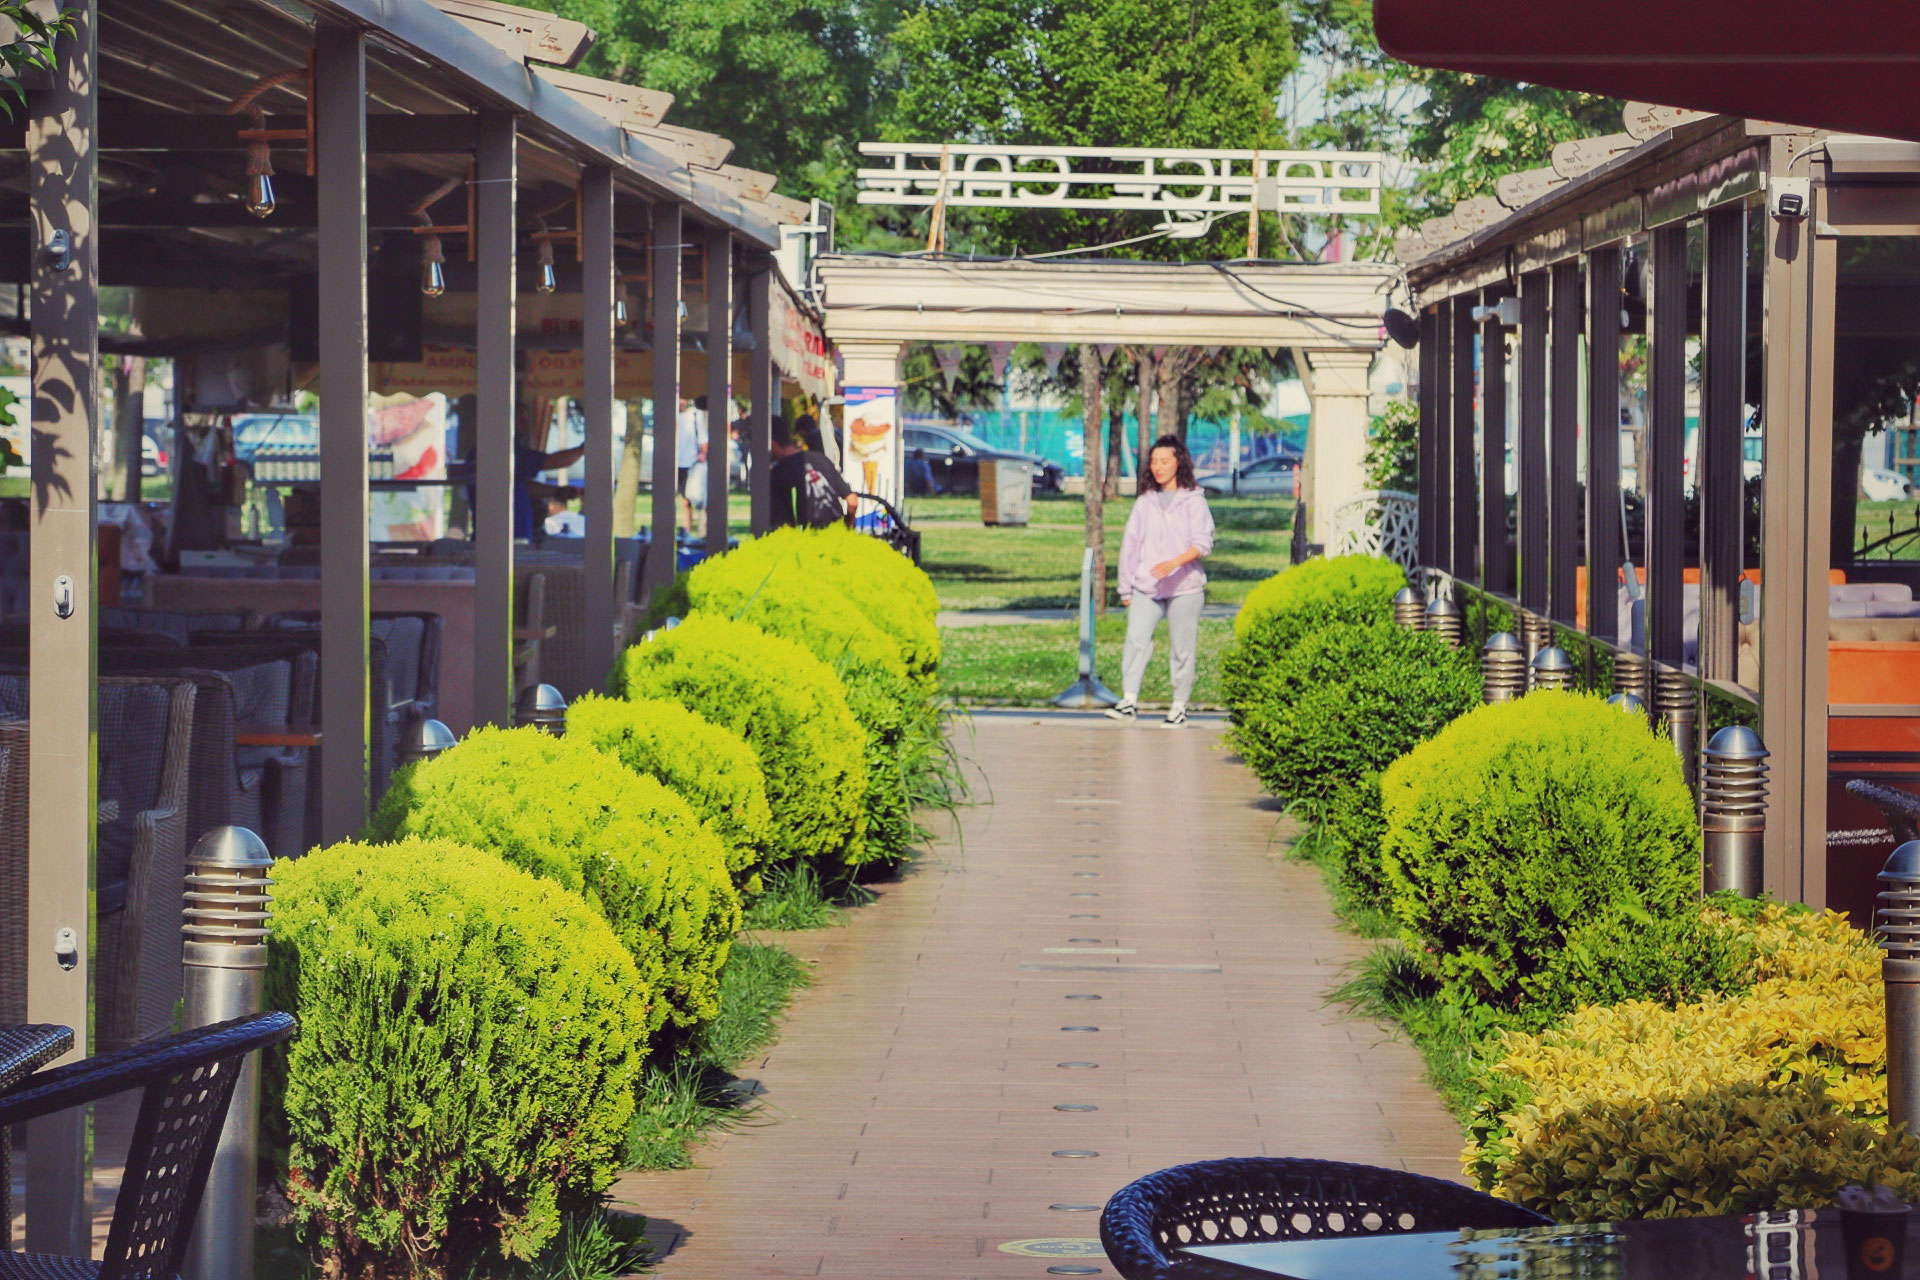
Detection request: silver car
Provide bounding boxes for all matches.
[1197,453,1299,496]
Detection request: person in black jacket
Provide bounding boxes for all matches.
[769,417,856,529]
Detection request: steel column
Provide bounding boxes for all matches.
[1517,271,1550,613]
[1549,260,1582,624]
[1585,247,1623,643]
[1432,299,1454,572]
[581,166,615,687]
[473,112,516,728]
[314,24,370,843]
[1451,295,1477,581]
[647,202,682,593]
[1417,305,1440,568]
[706,227,732,556]
[1647,223,1689,669]
[748,262,773,537]
[1700,203,1748,684]
[1481,291,1511,596]
[24,0,97,1253]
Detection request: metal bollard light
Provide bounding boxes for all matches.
[1393,586,1426,631]
[1613,649,1650,706]
[399,717,457,765]
[1481,632,1527,703]
[1521,614,1554,670]
[182,826,275,1280]
[1425,596,1463,648]
[1529,645,1576,692]
[1876,840,1920,1136]
[1700,725,1769,897]
[1605,691,1648,715]
[515,682,568,734]
[1655,667,1698,789]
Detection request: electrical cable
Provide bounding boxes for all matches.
[1206,262,1386,330]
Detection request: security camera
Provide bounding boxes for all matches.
[1770,177,1811,220]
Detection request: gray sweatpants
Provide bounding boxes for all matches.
[1120,591,1204,709]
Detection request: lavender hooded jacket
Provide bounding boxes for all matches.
[1118,485,1216,600]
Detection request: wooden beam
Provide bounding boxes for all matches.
[474,111,517,728]
[748,261,773,537]
[706,227,732,556]
[581,164,616,688]
[647,201,682,596]
[1549,259,1582,624]
[1585,247,1623,642]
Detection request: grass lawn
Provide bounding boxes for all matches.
[922,492,1290,707]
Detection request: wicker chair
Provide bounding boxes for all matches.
[0,1011,297,1275]
[1099,1158,1553,1280]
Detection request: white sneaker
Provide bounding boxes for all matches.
[1162,708,1189,728]
[1104,702,1137,722]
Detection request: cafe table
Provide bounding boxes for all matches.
[1178,1207,1906,1279]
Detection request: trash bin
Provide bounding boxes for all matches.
[980,459,1031,527]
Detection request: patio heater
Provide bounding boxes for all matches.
[1481,632,1527,703]
[1424,596,1463,648]
[516,683,569,733]
[1655,668,1698,788]
[181,825,275,1280]
[399,717,458,765]
[1529,646,1576,692]
[1875,840,1920,1135]
[1700,725,1769,897]
[1393,586,1425,630]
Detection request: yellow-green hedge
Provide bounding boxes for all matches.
[367,726,740,1037]
[770,524,941,677]
[612,613,869,870]
[566,693,773,891]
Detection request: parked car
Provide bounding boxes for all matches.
[1863,466,1913,502]
[1197,449,1301,496]
[140,433,167,477]
[901,423,1064,495]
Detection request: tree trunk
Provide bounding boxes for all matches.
[612,403,646,537]
[1104,396,1125,499]
[1157,353,1185,446]
[1082,350,1106,616]
[1135,348,1157,466]
[113,356,145,501]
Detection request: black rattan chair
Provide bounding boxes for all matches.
[0,1011,296,1278]
[1099,1158,1552,1280]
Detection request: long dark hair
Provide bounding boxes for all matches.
[1139,434,1196,492]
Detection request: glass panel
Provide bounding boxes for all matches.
[1834,237,1920,567]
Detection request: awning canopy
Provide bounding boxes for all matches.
[1372,0,1920,142]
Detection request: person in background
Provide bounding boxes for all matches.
[514,435,584,543]
[769,416,856,529]
[1106,434,1215,728]
[906,447,941,496]
[794,412,824,454]
[675,396,704,533]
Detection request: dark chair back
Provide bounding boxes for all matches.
[1098,1158,1552,1280]
[100,606,255,646]
[0,1012,297,1280]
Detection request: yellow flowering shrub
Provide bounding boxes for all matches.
[1466,906,1904,1220]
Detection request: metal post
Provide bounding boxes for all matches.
[1876,840,1920,1135]
[1481,290,1512,596]
[1530,645,1576,692]
[515,683,568,733]
[1656,666,1698,789]
[1701,726,1769,896]
[706,227,733,556]
[181,826,274,1280]
[1425,596,1462,648]
[1517,271,1549,612]
[1482,632,1526,703]
[1585,248,1623,642]
[581,166,616,692]
[25,0,98,1251]
[1417,306,1440,569]
[473,112,517,729]
[1549,260,1581,625]
[747,262,773,537]
[1647,223,1688,669]
[647,202,683,595]
[1052,548,1119,709]
[1393,586,1425,630]
[1451,297,1476,580]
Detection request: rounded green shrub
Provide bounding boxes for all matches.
[1380,691,1702,1007]
[368,726,740,1037]
[566,693,773,891]
[1227,621,1479,808]
[611,613,869,871]
[680,538,909,686]
[1224,555,1408,719]
[266,838,646,1277]
[1323,771,1390,910]
[778,524,941,672]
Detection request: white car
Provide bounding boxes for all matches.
[1863,467,1912,502]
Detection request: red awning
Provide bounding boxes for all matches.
[1373,1,1920,141]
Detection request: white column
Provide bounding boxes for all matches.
[1302,348,1379,549]
[838,341,904,505]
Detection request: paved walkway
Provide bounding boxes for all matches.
[610,711,1463,1279]
[936,603,1240,628]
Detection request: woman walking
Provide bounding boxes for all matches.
[1106,435,1215,727]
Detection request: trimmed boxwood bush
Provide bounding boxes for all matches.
[1226,621,1479,808]
[1323,770,1390,909]
[566,693,774,891]
[774,525,941,678]
[1223,555,1408,717]
[612,613,869,872]
[368,726,740,1037]
[266,838,647,1277]
[1380,691,1702,1008]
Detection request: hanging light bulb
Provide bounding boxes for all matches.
[420,234,447,297]
[244,169,275,219]
[536,231,557,294]
[242,105,276,219]
[614,291,630,328]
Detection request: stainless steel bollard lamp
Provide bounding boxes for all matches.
[1425,596,1463,648]
[1876,840,1920,1136]
[1700,725,1768,897]
[1393,586,1426,631]
[1613,649,1650,706]
[1656,668,1699,789]
[1605,691,1648,715]
[1481,632,1527,703]
[515,682,568,734]
[182,826,275,1280]
[1522,614,1554,669]
[399,717,457,765]
[1529,645,1576,692]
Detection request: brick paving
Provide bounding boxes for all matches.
[609,710,1465,1279]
